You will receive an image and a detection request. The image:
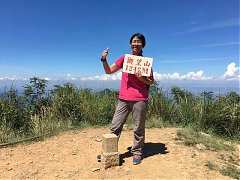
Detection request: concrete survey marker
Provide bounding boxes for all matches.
[102,133,118,153]
[102,133,120,169]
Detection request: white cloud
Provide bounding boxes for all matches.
[0,77,16,81]
[64,73,77,80]
[0,76,17,81]
[175,18,239,35]
[199,42,240,48]
[0,76,51,81]
[78,70,211,81]
[72,63,239,81]
[223,62,240,80]
[80,72,122,81]
[44,77,51,81]
[153,70,212,81]
[1,62,239,82]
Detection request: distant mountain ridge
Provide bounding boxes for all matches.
[0,79,239,95]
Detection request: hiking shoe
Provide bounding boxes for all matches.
[133,155,142,165]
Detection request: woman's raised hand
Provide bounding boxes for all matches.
[101,48,109,60]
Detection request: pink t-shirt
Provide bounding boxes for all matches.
[115,55,153,101]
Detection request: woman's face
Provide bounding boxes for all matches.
[130,36,143,55]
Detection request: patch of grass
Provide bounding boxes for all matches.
[206,161,240,180]
[1,78,239,145]
[177,128,240,179]
[220,164,240,180]
[0,128,26,145]
[176,128,235,151]
[145,116,176,128]
[146,116,165,128]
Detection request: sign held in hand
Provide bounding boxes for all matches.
[123,54,153,77]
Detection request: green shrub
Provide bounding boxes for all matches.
[0,78,239,144]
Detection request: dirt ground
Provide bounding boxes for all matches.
[0,128,232,179]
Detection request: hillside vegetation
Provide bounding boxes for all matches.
[0,77,239,144]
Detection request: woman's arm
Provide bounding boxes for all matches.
[102,61,119,74]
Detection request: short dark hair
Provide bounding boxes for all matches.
[129,33,146,48]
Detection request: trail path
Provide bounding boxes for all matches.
[0,128,231,179]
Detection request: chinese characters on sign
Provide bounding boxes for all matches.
[123,54,153,76]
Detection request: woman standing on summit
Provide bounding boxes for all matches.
[100,33,154,165]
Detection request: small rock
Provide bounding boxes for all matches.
[32,170,38,175]
[191,150,199,158]
[72,152,77,155]
[223,141,232,146]
[29,161,33,164]
[196,144,207,151]
[82,131,86,133]
[95,138,102,142]
[7,168,13,171]
[200,132,211,137]
[123,124,128,131]
[91,168,100,172]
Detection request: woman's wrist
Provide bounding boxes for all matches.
[101,57,107,62]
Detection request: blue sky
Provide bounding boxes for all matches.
[0,0,239,81]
